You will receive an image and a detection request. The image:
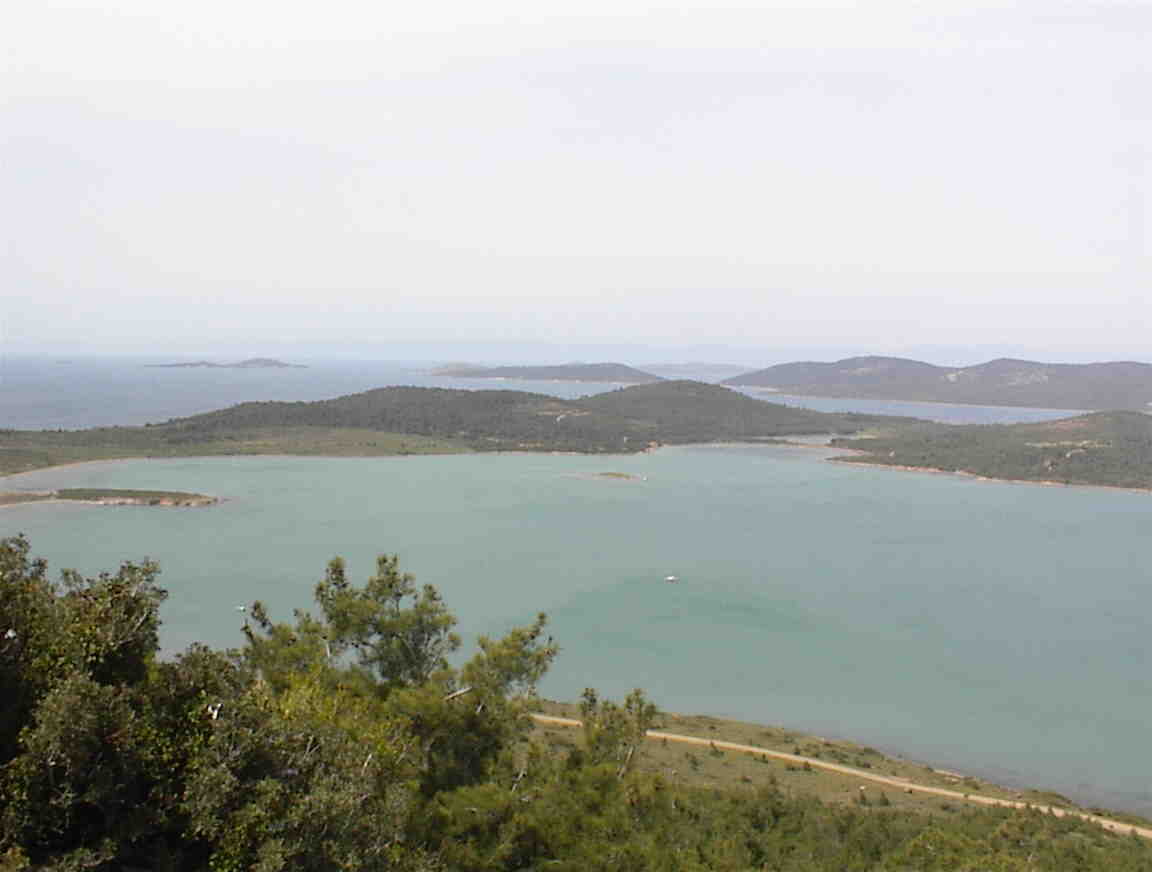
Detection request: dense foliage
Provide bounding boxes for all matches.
[579,381,884,442]
[3,535,1151,870]
[158,386,632,451]
[835,411,1152,489]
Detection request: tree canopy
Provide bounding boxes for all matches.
[2,535,1150,871]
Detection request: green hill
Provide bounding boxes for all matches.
[132,380,894,450]
[153,385,634,452]
[0,382,902,475]
[578,380,893,443]
[724,356,1152,411]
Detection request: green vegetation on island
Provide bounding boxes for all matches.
[0,381,901,476]
[0,489,216,507]
[432,361,664,383]
[2,534,1150,871]
[724,356,1152,411]
[832,410,1152,490]
[577,380,893,443]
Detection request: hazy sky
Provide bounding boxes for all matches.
[3,0,1149,361]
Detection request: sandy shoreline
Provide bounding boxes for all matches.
[0,475,220,510]
[0,498,219,511]
[3,442,1150,498]
[0,455,160,481]
[827,451,1152,495]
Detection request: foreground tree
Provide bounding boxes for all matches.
[242,554,559,796]
[0,536,178,869]
[0,538,554,871]
[0,536,164,764]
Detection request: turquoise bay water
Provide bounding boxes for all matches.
[3,446,1150,814]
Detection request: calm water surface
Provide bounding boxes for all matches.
[3,446,1150,814]
[2,354,1075,428]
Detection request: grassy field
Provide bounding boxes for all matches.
[531,700,1152,828]
[0,428,471,477]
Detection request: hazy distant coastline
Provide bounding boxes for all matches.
[724,356,1152,411]
[147,358,305,369]
[431,362,662,383]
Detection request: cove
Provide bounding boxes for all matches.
[3,445,1150,815]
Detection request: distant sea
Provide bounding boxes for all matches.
[0,354,1078,430]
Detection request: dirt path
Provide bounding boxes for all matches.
[531,714,1152,840]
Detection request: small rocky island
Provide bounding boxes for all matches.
[148,358,305,369]
[1,489,218,507]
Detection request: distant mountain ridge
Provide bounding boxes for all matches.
[723,356,1152,410]
[148,358,305,369]
[431,362,662,383]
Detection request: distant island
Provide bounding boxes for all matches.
[432,362,663,383]
[723,356,1152,411]
[0,381,902,476]
[148,358,305,369]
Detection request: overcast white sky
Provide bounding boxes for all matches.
[2,0,1149,362]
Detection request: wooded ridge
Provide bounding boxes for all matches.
[833,410,1152,489]
[724,356,1152,410]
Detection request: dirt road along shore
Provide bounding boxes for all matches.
[531,714,1152,840]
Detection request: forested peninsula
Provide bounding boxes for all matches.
[724,356,1152,411]
[832,411,1152,490]
[3,534,1150,871]
[0,381,898,476]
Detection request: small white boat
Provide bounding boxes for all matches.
[664,575,679,583]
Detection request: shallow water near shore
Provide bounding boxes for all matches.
[3,445,1150,815]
